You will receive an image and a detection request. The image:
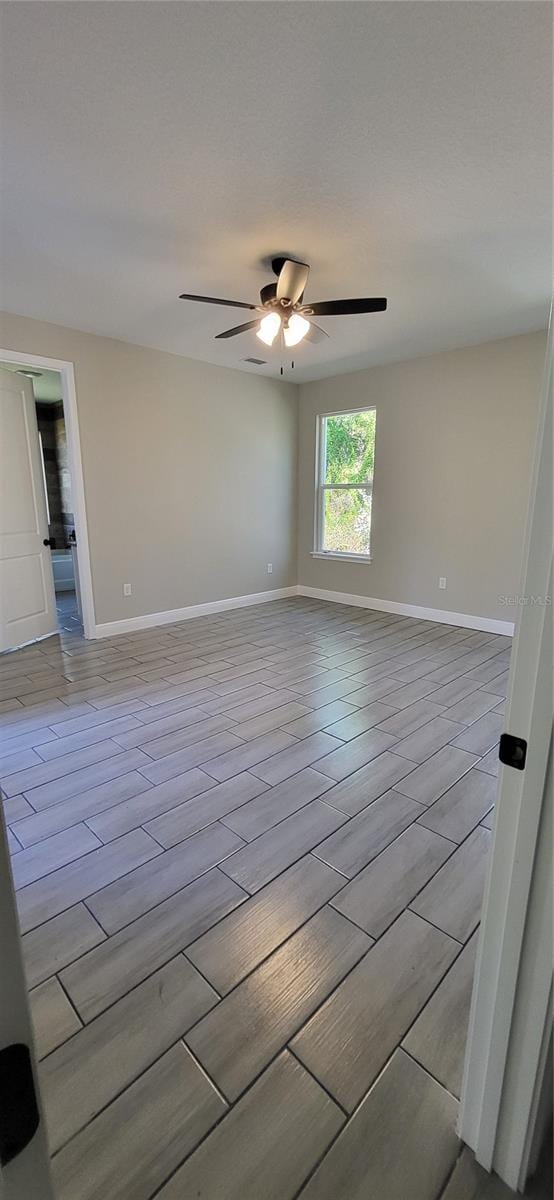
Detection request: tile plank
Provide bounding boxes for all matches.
[393,715,465,763]
[410,826,492,941]
[313,789,423,878]
[321,751,417,817]
[37,716,142,760]
[220,800,348,893]
[144,771,268,847]
[302,677,371,709]
[30,977,82,1059]
[51,1043,226,1200]
[10,767,153,847]
[315,728,398,782]
[124,713,239,760]
[250,732,342,786]
[375,699,445,738]
[418,768,497,842]
[156,1052,344,1200]
[86,821,245,932]
[393,744,478,806]
[139,730,243,784]
[342,676,419,706]
[331,823,456,938]
[298,1049,458,1200]
[203,729,299,783]
[291,909,459,1111]
[3,793,34,823]
[20,748,152,812]
[187,854,344,995]
[2,739,129,798]
[10,823,101,889]
[187,906,371,1100]
[403,931,479,1097]
[16,828,161,934]
[62,867,246,1020]
[445,688,502,726]
[22,903,106,989]
[39,956,218,1153]
[281,700,358,738]
[48,698,149,736]
[323,700,399,742]
[230,701,311,741]
[0,746,43,776]
[474,746,500,776]
[369,677,441,708]
[452,712,504,755]
[85,768,214,841]
[221,767,334,841]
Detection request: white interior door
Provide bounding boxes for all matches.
[459,311,553,1188]
[0,367,57,652]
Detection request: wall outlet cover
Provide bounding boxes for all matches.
[267,563,273,574]
[123,583,132,596]
[439,577,447,590]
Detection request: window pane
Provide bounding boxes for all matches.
[323,488,372,555]
[324,410,375,485]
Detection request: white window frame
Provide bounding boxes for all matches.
[312,407,375,562]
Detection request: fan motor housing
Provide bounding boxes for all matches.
[260,283,277,306]
[260,281,306,308]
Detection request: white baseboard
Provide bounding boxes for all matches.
[296,585,515,636]
[92,586,298,639]
[92,582,514,640]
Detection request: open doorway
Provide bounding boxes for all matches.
[4,363,83,637]
[0,350,95,645]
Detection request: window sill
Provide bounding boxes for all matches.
[311,552,373,564]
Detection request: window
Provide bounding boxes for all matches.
[314,408,376,559]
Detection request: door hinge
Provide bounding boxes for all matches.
[0,1043,40,1166]
[499,732,528,771]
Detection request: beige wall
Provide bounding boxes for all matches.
[298,332,546,622]
[1,312,298,625]
[2,311,545,633]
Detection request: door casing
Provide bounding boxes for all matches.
[0,349,96,641]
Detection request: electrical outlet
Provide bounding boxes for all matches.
[439,577,447,590]
[123,583,132,597]
[267,563,273,574]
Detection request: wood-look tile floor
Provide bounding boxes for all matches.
[0,598,510,1200]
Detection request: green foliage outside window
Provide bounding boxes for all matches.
[321,410,375,554]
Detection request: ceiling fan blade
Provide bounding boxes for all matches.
[215,319,260,340]
[276,260,310,305]
[305,321,330,344]
[179,293,256,310]
[306,298,387,316]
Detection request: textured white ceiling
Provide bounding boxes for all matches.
[0,1,551,382]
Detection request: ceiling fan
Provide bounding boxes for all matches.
[179,258,387,350]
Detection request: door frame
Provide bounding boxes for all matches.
[0,348,96,640]
[459,310,552,1189]
[0,807,55,1199]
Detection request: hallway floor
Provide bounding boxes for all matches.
[56,589,83,635]
[0,598,510,1199]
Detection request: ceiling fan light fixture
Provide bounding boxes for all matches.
[257,312,281,346]
[283,313,310,347]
